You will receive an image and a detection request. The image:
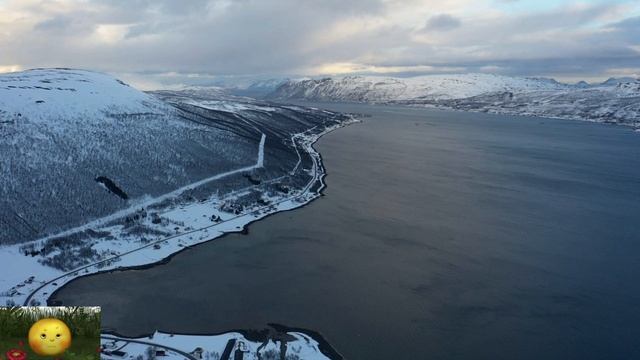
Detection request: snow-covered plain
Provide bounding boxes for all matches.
[266,74,640,127]
[0,68,355,360]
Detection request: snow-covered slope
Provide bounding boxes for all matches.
[267,74,640,126]
[0,68,171,118]
[600,77,639,86]
[224,78,289,98]
[0,69,356,357]
[0,69,350,247]
[0,69,260,245]
[241,78,287,93]
[409,80,640,126]
[156,84,231,100]
[267,74,571,102]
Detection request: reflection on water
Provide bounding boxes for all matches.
[57,104,640,360]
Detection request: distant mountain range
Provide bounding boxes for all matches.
[261,74,640,127]
[266,74,570,101]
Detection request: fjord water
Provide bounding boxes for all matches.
[58,104,640,360]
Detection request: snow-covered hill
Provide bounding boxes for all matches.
[0,69,257,245]
[267,74,571,102]
[220,78,289,98]
[431,81,640,126]
[0,68,171,118]
[0,69,350,247]
[266,74,640,126]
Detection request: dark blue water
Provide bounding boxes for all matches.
[58,104,640,359]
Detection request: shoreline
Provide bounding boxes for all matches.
[54,116,355,360]
[47,116,356,306]
[279,98,640,130]
[0,113,358,360]
[99,322,344,360]
[0,114,360,310]
[69,103,640,360]
[100,327,342,360]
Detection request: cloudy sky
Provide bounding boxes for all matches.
[1,0,639,88]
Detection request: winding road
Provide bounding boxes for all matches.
[21,117,347,306]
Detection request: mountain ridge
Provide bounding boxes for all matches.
[265,73,640,126]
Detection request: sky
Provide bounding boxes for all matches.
[0,0,639,89]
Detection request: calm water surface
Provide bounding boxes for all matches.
[57,104,640,360]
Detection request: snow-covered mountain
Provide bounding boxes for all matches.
[267,74,571,102]
[439,81,640,126]
[242,78,287,93]
[160,84,230,99]
[0,68,171,118]
[266,74,640,126]
[0,68,349,246]
[599,77,639,86]
[223,78,288,98]
[0,69,250,245]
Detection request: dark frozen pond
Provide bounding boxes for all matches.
[56,104,640,360]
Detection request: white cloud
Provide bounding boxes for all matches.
[93,24,129,44]
[0,64,22,73]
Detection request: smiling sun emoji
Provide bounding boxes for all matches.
[28,318,72,357]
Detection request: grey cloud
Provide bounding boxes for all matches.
[34,16,73,31]
[1,0,639,85]
[609,15,640,29]
[423,14,461,31]
[604,16,640,43]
